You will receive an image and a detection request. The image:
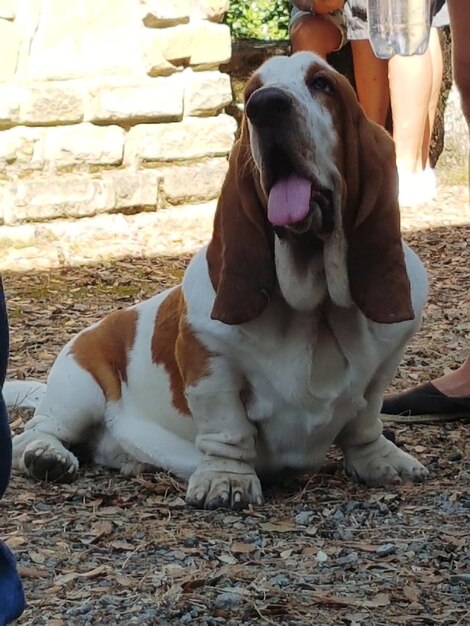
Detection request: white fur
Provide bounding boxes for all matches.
[252,52,352,312]
[4,379,47,409]
[7,53,429,508]
[8,242,427,494]
[274,238,327,311]
[252,52,339,196]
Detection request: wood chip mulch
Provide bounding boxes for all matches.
[1,184,469,625]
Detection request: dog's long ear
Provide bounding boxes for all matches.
[206,120,275,325]
[339,82,414,324]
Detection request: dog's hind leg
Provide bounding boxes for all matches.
[12,353,105,483]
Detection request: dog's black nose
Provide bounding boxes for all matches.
[246,87,291,126]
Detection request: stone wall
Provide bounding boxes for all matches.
[0,0,235,226]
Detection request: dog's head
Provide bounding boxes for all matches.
[207,52,413,326]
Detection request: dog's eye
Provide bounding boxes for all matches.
[307,76,332,94]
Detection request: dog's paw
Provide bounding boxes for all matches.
[186,468,264,510]
[344,435,428,486]
[22,440,78,483]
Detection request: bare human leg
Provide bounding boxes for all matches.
[290,14,342,60]
[389,45,433,205]
[433,0,470,398]
[382,0,470,414]
[350,39,389,126]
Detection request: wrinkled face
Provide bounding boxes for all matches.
[245,52,343,237]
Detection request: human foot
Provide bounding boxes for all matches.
[382,382,470,418]
[432,358,470,398]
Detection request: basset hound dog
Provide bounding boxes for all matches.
[8,52,428,509]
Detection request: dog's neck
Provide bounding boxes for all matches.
[274,233,327,312]
[273,218,353,314]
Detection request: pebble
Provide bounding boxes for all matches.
[184,536,198,548]
[335,528,354,541]
[344,501,361,514]
[215,591,243,609]
[294,511,314,526]
[35,503,51,511]
[270,574,291,587]
[337,551,359,566]
[332,509,346,522]
[376,543,397,556]
[449,574,470,586]
[316,550,328,563]
[435,494,466,514]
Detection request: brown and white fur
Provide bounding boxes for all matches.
[7,53,428,509]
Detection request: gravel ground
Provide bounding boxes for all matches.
[1,182,469,625]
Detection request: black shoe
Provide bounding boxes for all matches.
[382,382,470,422]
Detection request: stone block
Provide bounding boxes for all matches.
[184,69,232,116]
[15,128,44,166]
[4,169,161,224]
[160,157,228,203]
[125,115,236,164]
[0,85,21,126]
[9,174,114,223]
[190,22,231,68]
[0,0,16,20]
[0,19,21,80]
[0,127,44,167]
[0,130,17,163]
[144,33,178,77]
[43,124,124,166]
[39,213,131,242]
[141,0,190,27]
[107,169,160,209]
[20,84,84,126]
[158,24,193,65]
[28,0,144,80]
[90,76,184,123]
[0,223,36,247]
[0,185,14,225]
[190,0,229,22]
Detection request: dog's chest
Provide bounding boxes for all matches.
[239,304,370,419]
[235,304,378,469]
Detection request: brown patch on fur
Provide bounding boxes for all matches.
[244,73,263,102]
[206,118,275,325]
[331,73,413,323]
[176,316,212,390]
[304,61,332,93]
[71,308,138,402]
[152,288,189,415]
[305,62,413,323]
[152,287,213,416]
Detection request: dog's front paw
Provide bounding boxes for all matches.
[22,440,78,483]
[186,466,264,510]
[344,435,428,486]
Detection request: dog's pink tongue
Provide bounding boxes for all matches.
[268,174,312,226]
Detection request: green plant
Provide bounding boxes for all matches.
[225,0,291,40]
